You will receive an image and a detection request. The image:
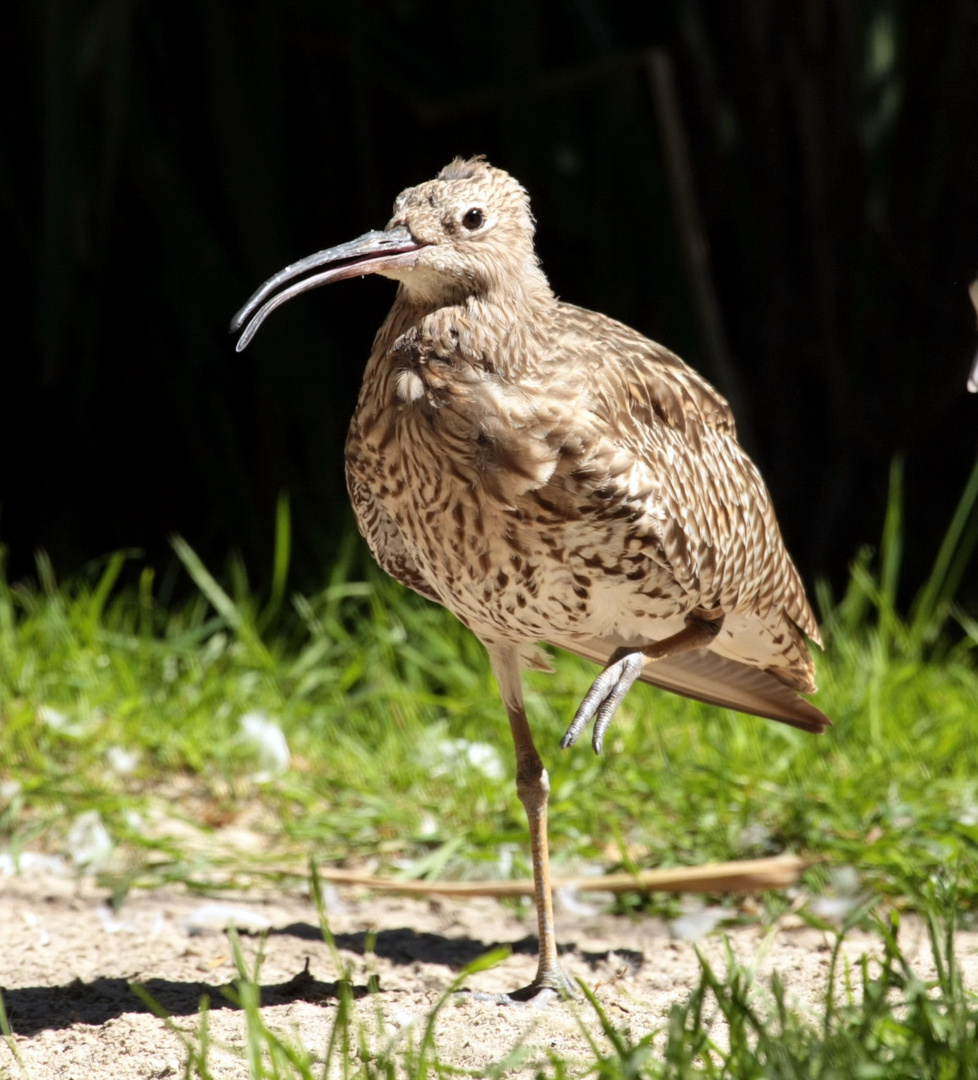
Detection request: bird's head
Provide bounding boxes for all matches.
[231,157,550,351]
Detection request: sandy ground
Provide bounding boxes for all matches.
[3,868,977,1079]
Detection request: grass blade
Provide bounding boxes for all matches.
[911,454,978,646]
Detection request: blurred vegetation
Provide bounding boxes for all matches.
[2,0,977,604]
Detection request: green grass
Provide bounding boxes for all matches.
[2,469,977,902]
[590,902,978,1079]
[1,459,978,1075]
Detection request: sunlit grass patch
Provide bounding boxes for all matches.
[1,461,978,906]
[1,461,978,1074]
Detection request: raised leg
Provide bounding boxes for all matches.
[561,610,724,753]
[488,645,573,1000]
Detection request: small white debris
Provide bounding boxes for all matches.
[390,1008,417,1030]
[669,902,727,941]
[317,882,345,914]
[21,910,52,947]
[496,843,515,879]
[461,739,506,780]
[828,865,860,894]
[38,705,69,730]
[807,865,864,922]
[737,822,772,850]
[0,851,69,876]
[417,813,438,837]
[106,745,140,775]
[0,779,21,801]
[554,887,603,916]
[66,810,114,872]
[431,738,506,781]
[97,905,138,934]
[808,895,862,920]
[184,903,273,936]
[239,711,290,781]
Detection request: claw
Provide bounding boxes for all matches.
[560,649,645,753]
[458,982,571,1006]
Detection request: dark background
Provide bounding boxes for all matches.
[4,0,977,607]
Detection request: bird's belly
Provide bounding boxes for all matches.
[394,492,690,645]
[353,401,694,647]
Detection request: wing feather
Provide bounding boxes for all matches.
[547,304,820,639]
[549,634,829,733]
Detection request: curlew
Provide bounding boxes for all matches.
[231,157,830,1000]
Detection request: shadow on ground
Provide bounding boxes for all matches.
[276,924,642,973]
[3,924,644,1035]
[2,964,366,1036]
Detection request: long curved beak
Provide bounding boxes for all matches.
[230,226,423,352]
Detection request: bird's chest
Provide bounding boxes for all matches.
[346,330,692,641]
[348,347,492,522]
[348,395,680,645]
[346,350,573,632]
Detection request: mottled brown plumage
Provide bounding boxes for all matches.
[232,157,829,999]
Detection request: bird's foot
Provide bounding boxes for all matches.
[560,648,645,754]
[457,970,577,1007]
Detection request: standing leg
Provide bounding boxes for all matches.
[488,645,570,998]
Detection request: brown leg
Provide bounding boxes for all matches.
[488,646,571,999]
[639,608,724,661]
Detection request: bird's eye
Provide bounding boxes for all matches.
[462,207,484,230]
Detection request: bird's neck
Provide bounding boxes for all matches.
[375,278,555,379]
[394,260,554,319]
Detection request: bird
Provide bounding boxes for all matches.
[967,278,978,393]
[231,156,830,1001]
